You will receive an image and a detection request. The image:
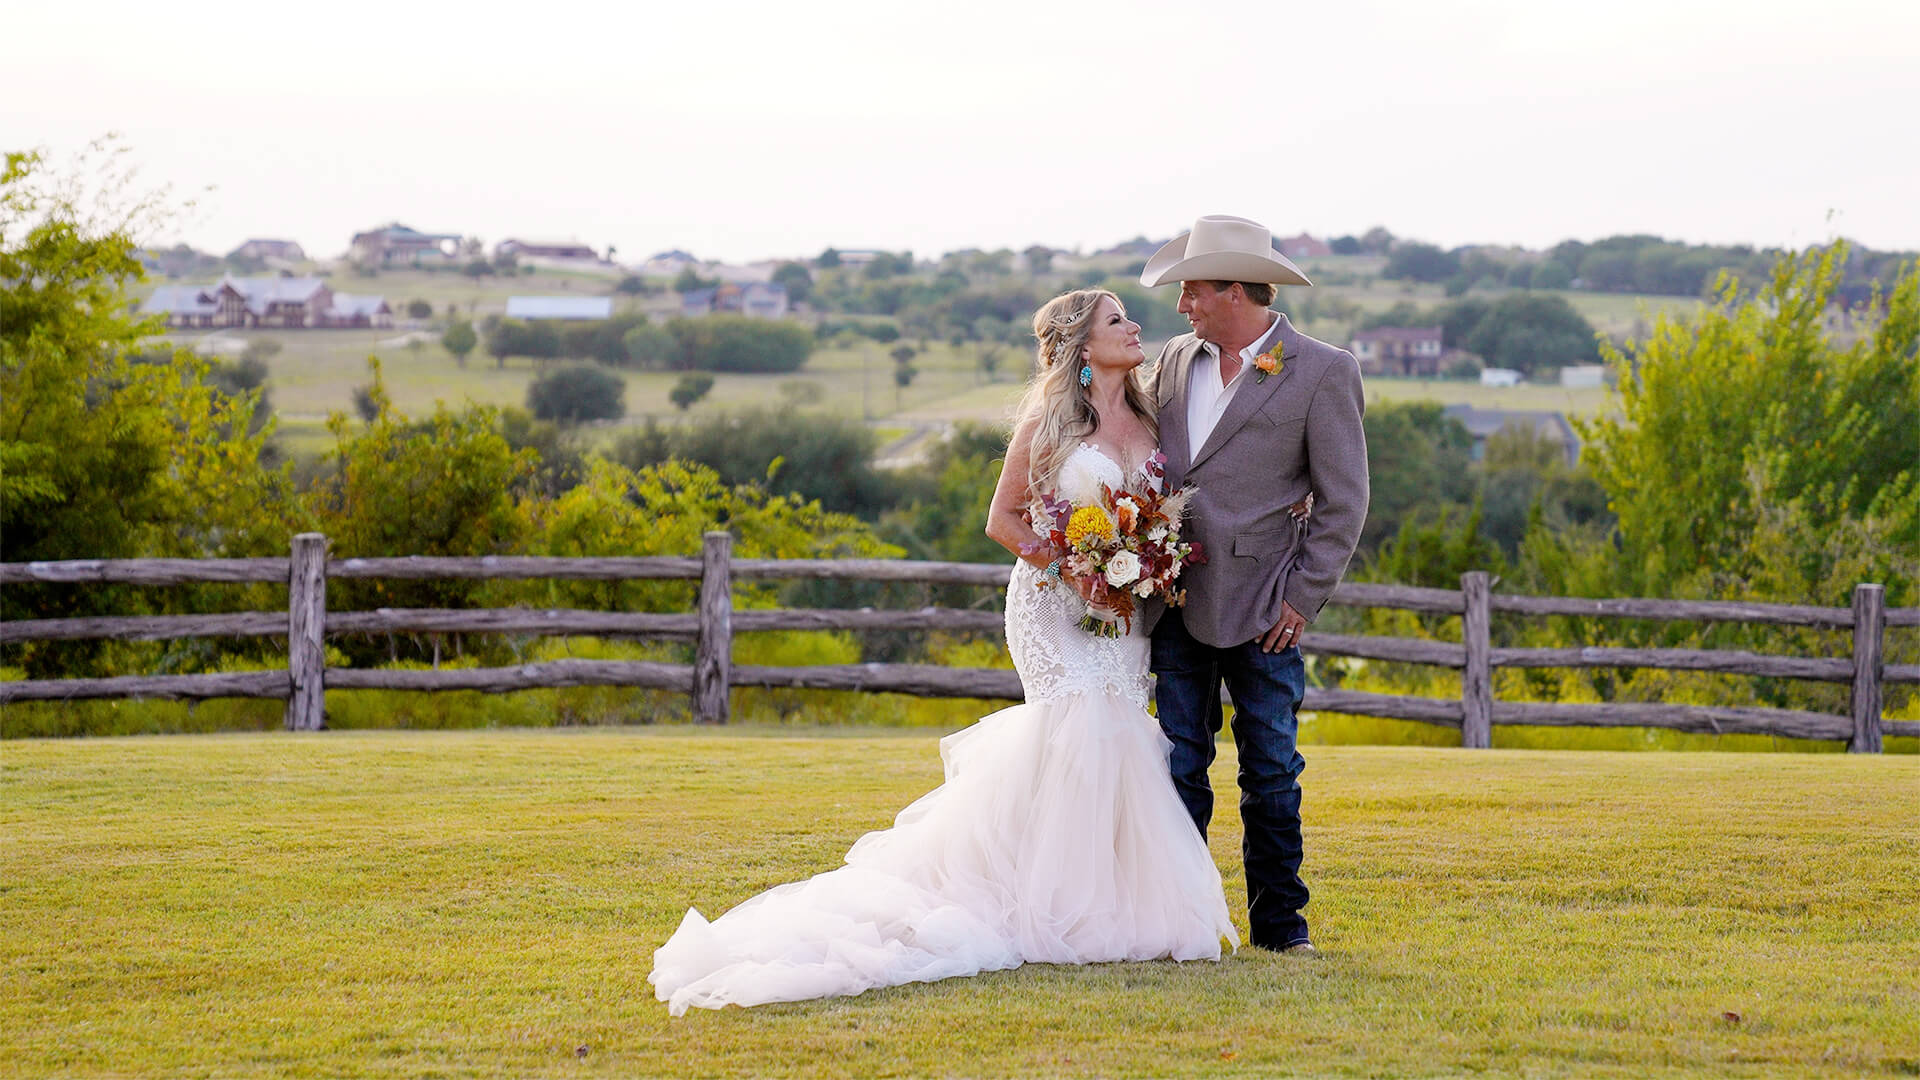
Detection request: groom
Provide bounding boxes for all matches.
[1140,216,1369,955]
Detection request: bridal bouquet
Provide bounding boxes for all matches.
[1024,456,1206,637]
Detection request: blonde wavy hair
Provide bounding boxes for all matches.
[1013,288,1158,497]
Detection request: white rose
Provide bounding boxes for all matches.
[1103,550,1142,587]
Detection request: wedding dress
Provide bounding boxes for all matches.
[648,444,1237,1016]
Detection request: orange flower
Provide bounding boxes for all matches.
[1253,345,1284,384]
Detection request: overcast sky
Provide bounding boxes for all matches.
[8,0,1916,264]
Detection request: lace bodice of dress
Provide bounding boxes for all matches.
[1005,444,1155,708]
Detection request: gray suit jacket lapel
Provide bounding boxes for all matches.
[1155,342,1199,479]
[1190,314,1299,471]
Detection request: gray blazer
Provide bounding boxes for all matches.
[1143,313,1369,648]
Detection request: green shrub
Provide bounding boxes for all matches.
[526,365,625,424]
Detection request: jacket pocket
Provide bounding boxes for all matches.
[1233,527,1297,560]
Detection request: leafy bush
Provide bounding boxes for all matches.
[612,408,894,518]
[668,372,714,410]
[664,314,814,373]
[526,365,626,424]
[621,321,675,369]
[441,319,477,365]
[485,318,560,362]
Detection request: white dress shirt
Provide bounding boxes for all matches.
[1187,312,1283,454]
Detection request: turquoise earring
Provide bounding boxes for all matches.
[1079,364,1093,388]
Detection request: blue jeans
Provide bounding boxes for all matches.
[1150,610,1310,947]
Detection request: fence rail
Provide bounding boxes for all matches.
[3,532,1913,750]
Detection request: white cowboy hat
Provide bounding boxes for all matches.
[1138,215,1312,288]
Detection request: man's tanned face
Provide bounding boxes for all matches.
[1176,280,1233,344]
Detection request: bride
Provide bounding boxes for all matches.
[648,289,1237,1016]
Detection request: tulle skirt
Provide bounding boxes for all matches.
[648,690,1238,1016]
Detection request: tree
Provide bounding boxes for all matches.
[615,275,649,295]
[1533,262,1573,290]
[1383,242,1462,283]
[881,422,1010,563]
[673,266,715,294]
[664,315,814,373]
[815,247,841,269]
[669,372,715,411]
[612,407,895,518]
[1359,226,1395,254]
[1359,402,1476,552]
[462,258,494,278]
[351,383,381,423]
[485,318,561,367]
[1474,424,1611,557]
[1573,243,1918,603]
[771,261,814,304]
[441,319,478,367]
[2,147,297,673]
[1461,294,1600,374]
[1330,235,1362,255]
[890,344,919,409]
[1023,245,1054,274]
[1433,298,1492,348]
[621,321,675,369]
[977,343,1004,383]
[1359,300,1427,332]
[310,366,535,666]
[526,365,626,424]
[406,298,432,319]
[863,250,912,279]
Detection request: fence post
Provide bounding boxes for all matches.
[1849,583,1885,753]
[694,531,733,724]
[1460,571,1492,749]
[286,532,328,731]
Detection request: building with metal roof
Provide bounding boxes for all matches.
[504,296,613,321]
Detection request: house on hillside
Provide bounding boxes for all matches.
[142,275,392,329]
[1442,404,1580,465]
[710,262,775,284]
[349,222,462,265]
[327,293,394,329]
[640,250,699,276]
[226,238,308,263]
[1277,233,1332,260]
[495,238,603,262]
[144,284,225,328]
[505,296,613,321]
[1352,326,1444,376]
[680,282,789,318]
[739,281,789,317]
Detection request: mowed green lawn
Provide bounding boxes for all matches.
[3,731,1914,1078]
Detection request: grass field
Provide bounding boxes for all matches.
[4,730,1915,1078]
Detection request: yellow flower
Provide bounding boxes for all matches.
[1064,505,1115,547]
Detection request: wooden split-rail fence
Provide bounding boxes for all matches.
[3,532,1915,751]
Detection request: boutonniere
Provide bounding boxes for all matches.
[1253,344,1288,383]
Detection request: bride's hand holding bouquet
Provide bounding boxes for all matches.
[1022,457,1206,637]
